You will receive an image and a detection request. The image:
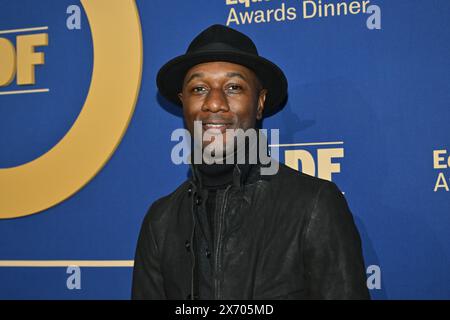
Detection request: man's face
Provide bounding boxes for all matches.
[178,61,267,153]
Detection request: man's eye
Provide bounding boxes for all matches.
[227,84,242,92]
[192,86,207,93]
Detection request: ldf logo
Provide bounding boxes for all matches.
[0,32,48,88]
[278,141,344,182]
[0,0,142,219]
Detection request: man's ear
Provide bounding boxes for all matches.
[256,89,267,120]
[177,92,183,104]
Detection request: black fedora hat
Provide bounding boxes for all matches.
[156,24,288,117]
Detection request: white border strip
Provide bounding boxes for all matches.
[0,26,48,35]
[0,260,134,267]
[0,88,50,95]
[269,141,344,148]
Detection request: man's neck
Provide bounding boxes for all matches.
[196,162,235,189]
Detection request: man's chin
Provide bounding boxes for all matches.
[201,146,236,164]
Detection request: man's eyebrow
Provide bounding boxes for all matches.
[184,71,248,85]
[185,72,204,85]
[226,72,247,81]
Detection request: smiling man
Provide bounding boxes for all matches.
[131,24,370,300]
[180,61,266,155]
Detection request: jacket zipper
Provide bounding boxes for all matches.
[214,185,232,300]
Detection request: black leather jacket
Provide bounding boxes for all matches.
[132,161,370,300]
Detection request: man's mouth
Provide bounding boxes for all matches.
[202,122,233,133]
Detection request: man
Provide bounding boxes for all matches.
[132,24,370,300]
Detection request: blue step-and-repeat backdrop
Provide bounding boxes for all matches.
[0,0,449,299]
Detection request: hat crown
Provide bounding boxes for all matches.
[186,24,258,55]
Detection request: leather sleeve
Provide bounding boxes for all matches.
[302,181,370,300]
[131,205,167,300]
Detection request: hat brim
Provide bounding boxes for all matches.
[156,51,287,117]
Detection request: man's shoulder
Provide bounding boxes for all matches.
[273,162,330,189]
[266,162,343,204]
[278,162,348,206]
[142,179,191,223]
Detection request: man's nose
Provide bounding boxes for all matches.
[201,88,229,113]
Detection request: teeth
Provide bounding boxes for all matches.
[205,123,226,127]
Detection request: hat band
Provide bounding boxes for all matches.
[188,41,257,55]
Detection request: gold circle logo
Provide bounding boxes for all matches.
[0,0,143,218]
